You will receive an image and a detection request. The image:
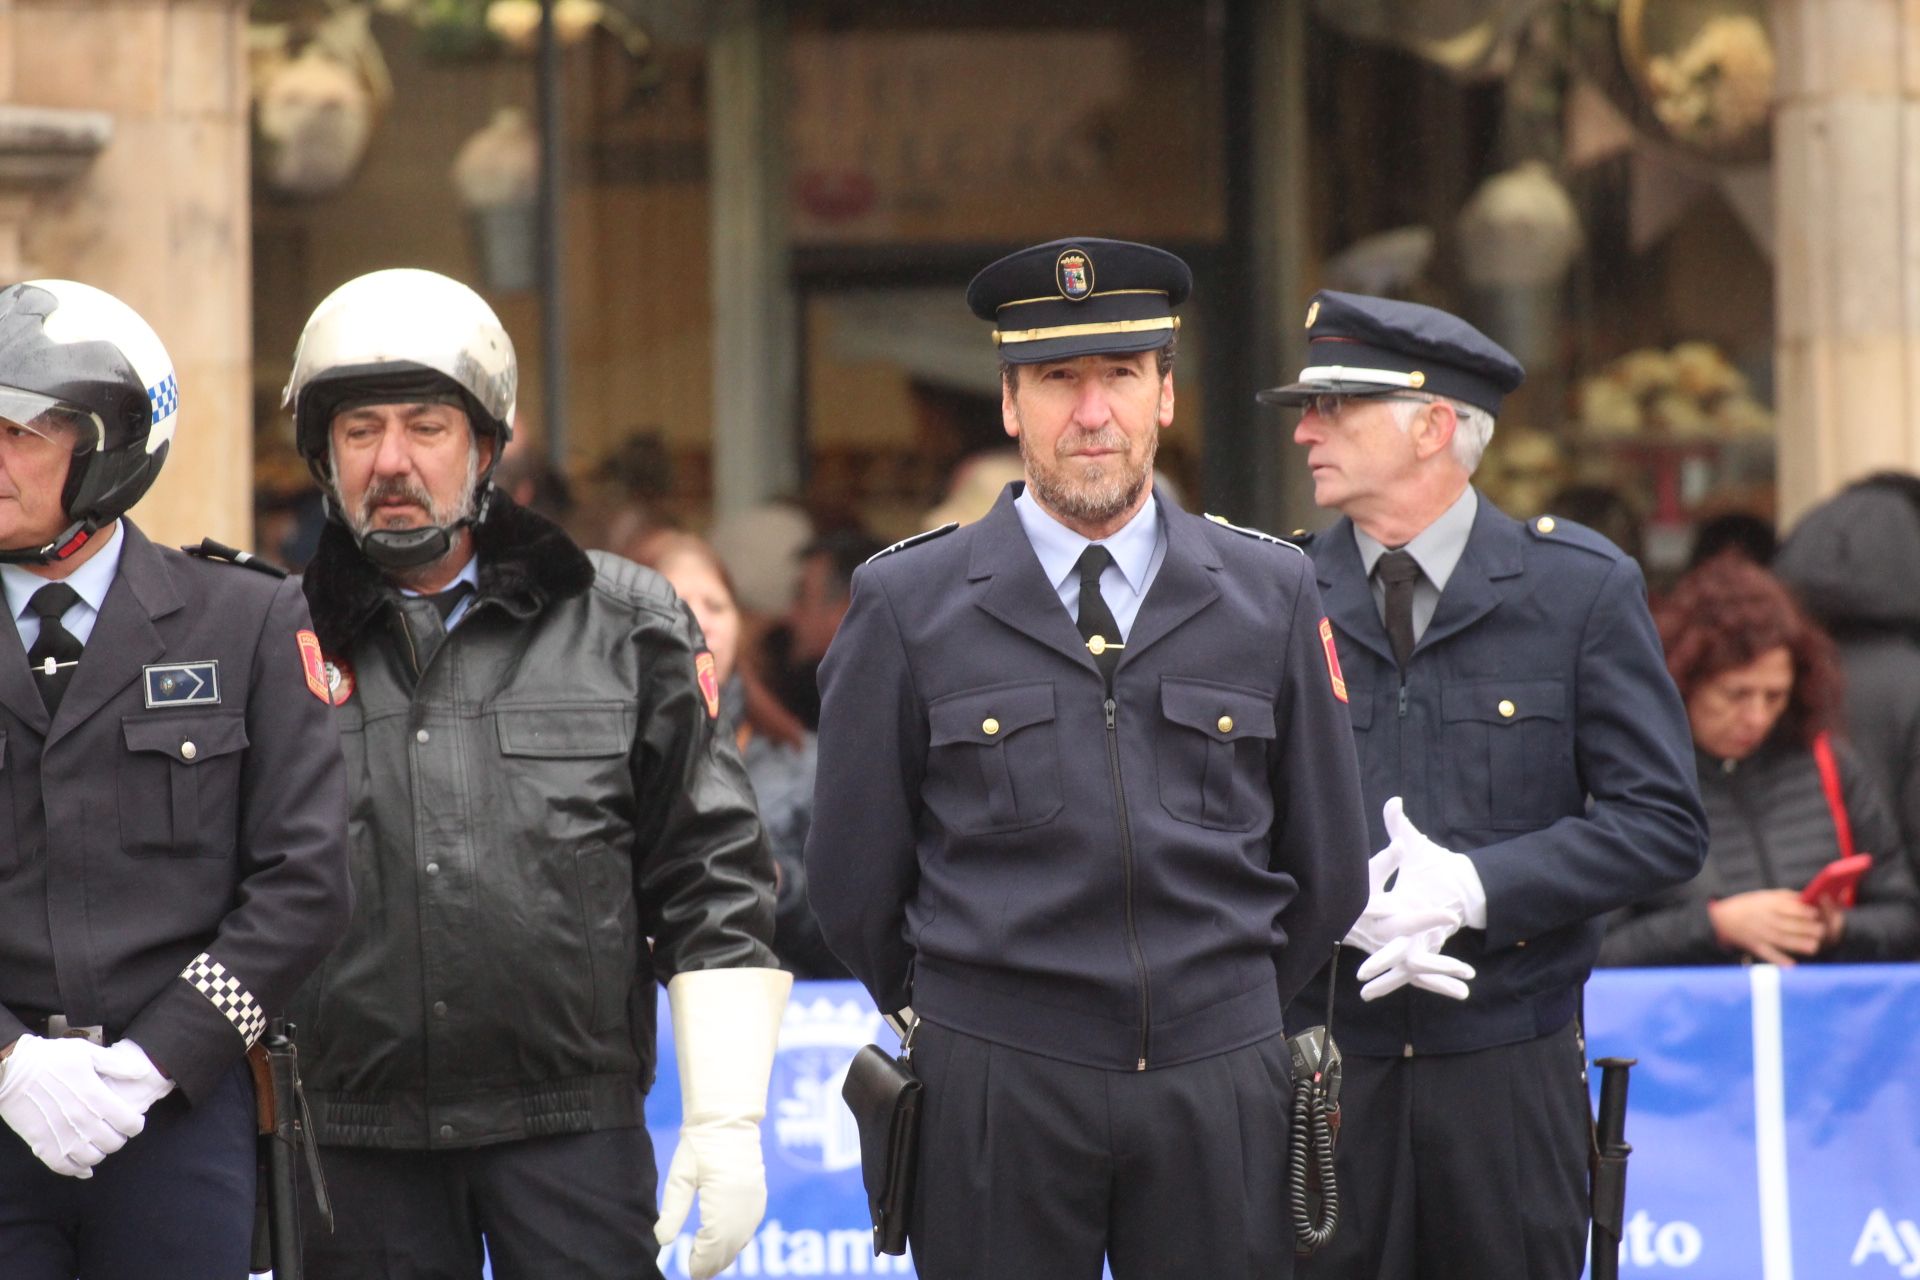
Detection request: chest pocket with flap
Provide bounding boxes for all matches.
[120,712,249,858]
[925,681,1062,835]
[1439,678,1570,830]
[1155,677,1277,831]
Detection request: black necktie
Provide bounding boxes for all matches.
[26,582,83,716]
[426,580,474,624]
[1075,545,1122,686]
[393,582,472,675]
[1375,549,1421,669]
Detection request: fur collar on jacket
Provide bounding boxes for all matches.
[301,492,595,655]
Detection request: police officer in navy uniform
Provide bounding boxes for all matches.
[1261,291,1708,1280]
[805,239,1372,1278]
[0,280,352,1277]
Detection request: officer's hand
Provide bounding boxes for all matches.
[94,1040,176,1118]
[1344,839,1455,954]
[0,1034,146,1178]
[1708,890,1825,966]
[1375,798,1487,940]
[1355,929,1475,1001]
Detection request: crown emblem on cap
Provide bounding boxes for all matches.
[1056,249,1094,301]
[1305,300,1320,328]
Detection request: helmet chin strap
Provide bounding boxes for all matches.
[0,518,98,566]
[334,483,494,573]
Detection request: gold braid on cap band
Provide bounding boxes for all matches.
[993,316,1180,346]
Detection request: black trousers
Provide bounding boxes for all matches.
[1295,1020,1592,1280]
[0,1057,256,1280]
[907,1020,1295,1280]
[303,1126,662,1280]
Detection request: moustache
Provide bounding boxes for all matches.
[358,477,435,517]
[1056,431,1128,458]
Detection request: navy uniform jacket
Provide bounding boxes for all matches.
[0,520,352,1102]
[1285,495,1707,1057]
[806,485,1370,1071]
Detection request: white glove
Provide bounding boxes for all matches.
[654,967,794,1280]
[94,1040,176,1118]
[1344,831,1457,955]
[1355,928,1476,1001]
[0,1035,147,1178]
[1359,797,1488,947]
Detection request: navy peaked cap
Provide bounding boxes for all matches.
[967,237,1192,364]
[1256,289,1525,416]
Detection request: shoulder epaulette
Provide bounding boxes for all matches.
[867,522,958,563]
[182,538,288,578]
[1204,513,1305,555]
[1523,514,1620,559]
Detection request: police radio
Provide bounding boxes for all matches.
[1289,948,1343,1255]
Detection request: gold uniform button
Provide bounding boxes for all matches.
[982,718,1000,736]
[1217,716,1234,734]
[180,741,198,760]
[1536,516,1556,534]
[1498,699,1516,718]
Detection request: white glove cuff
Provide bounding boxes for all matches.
[666,967,794,1121]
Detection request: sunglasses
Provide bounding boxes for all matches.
[1301,393,1437,420]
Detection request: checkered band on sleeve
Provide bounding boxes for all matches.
[179,953,266,1048]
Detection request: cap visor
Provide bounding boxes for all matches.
[1000,329,1174,365]
[1254,378,1413,406]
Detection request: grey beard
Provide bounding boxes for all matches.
[1020,431,1154,526]
[329,445,480,584]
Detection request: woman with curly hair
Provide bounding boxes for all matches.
[1600,552,1920,966]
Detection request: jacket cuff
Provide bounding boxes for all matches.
[122,954,262,1103]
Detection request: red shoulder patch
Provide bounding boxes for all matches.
[297,629,355,705]
[296,630,330,703]
[694,651,721,719]
[1318,617,1348,703]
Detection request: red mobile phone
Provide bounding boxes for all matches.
[1799,853,1874,908]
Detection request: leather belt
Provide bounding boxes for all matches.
[33,1014,107,1045]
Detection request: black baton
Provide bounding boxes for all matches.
[1589,1056,1636,1280]
[264,1019,332,1280]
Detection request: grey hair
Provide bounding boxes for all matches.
[1388,395,1496,474]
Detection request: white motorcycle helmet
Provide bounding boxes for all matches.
[284,268,516,569]
[0,279,180,563]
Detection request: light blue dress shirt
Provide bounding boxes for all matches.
[1013,487,1167,640]
[2,520,126,652]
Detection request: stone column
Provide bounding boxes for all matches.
[707,0,798,517]
[9,0,252,548]
[1773,0,1920,524]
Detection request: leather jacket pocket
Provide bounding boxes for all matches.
[574,843,639,1034]
[925,681,1062,834]
[1439,678,1569,830]
[1156,677,1277,831]
[119,712,249,858]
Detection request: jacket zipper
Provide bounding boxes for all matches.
[1397,668,1410,1057]
[1105,697,1151,1070]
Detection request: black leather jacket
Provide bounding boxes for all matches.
[293,498,776,1149]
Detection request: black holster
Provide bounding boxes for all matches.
[840,1021,922,1257]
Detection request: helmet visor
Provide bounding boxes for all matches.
[0,385,101,455]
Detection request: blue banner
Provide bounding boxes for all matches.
[453,967,1920,1279]
[1579,964,1920,1279]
